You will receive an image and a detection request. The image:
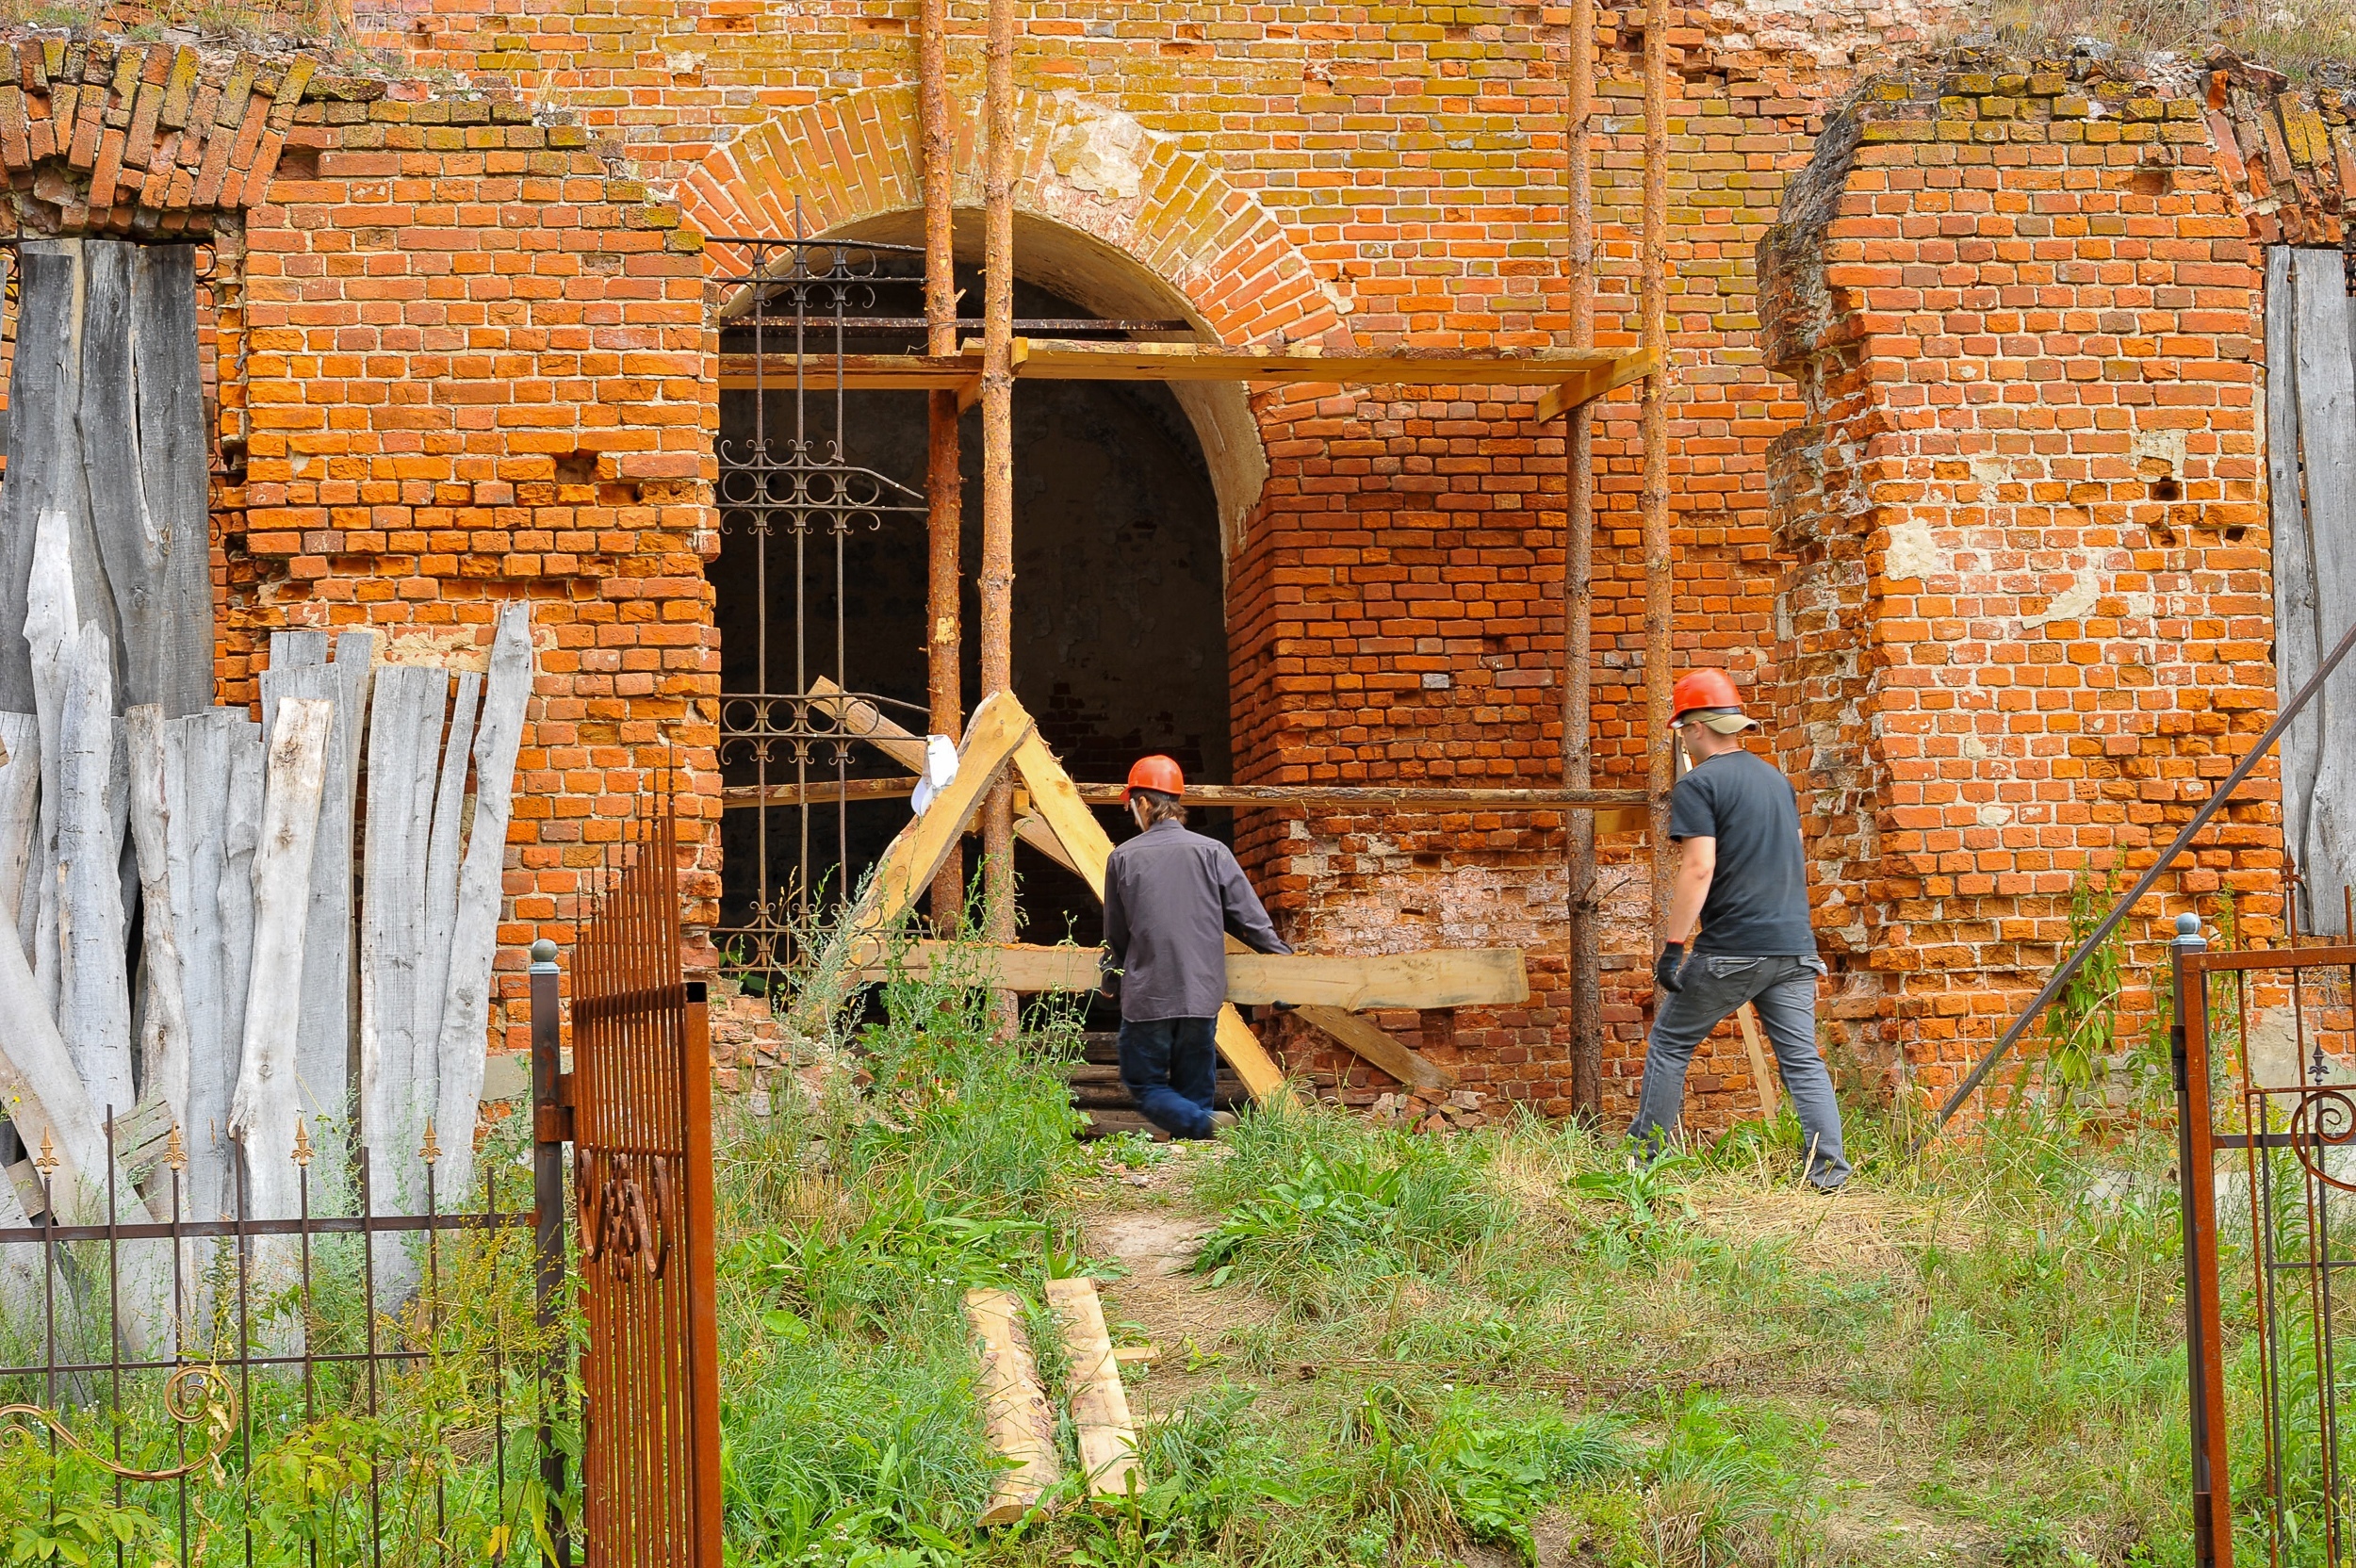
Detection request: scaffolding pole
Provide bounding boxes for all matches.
[1641,0,1674,942]
[1565,0,1602,1119]
[980,0,1018,979]
[921,0,962,925]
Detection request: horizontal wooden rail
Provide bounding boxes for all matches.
[726,778,1649,811]
[716,341,1657,410]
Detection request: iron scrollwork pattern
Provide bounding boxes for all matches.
[711,232,930,987]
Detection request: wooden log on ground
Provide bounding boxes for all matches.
[1045,1276,1139,1507]
[231,697,332,1223]
[964,1286,1060,1524]
[125,706,195,1138]
[56,625,132,1119]
[431,606,532,1207]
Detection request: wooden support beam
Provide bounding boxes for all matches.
[1533,345,1657,421]
[858,942,1528,1012]
[1045,1276,1139,1507]
[1289,1002,1457,1093]
[716,344,1653,405]
[1736,1003,1777,1123]
[724,776,1650,812]
[838,690,1034,970]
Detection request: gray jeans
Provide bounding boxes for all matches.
[1629,953,1850,1188]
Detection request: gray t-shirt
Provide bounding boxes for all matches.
[1103,820,1291,1021]
[1668,749,1817,957]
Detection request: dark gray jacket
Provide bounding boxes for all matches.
[1103,820,1290,1021]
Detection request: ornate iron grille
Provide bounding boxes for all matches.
[710,235,931,988]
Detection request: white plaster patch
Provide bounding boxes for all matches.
[1976,804,2013,828]
[1047,104,1147,201]
[1885,517,1941,583]
[2021,567,2100,631]
[1961,735,1989,761]
[2131,427,2187,475]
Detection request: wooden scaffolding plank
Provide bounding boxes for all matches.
[1286,1001,1456,1094]
[1045,1276,1140,1507]
[725,776,1649,811]
[859,942,1528,1012]
[716,343,1654,405]
[964,1287,1060,1524]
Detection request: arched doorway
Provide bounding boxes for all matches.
[712,250,1231,980]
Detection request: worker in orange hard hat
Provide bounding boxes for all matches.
[1632,669,1849,1190]
[1100,754,1292,1139]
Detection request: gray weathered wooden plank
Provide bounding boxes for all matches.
[0,712,41,964]
[0,244,95,714]
[431,607,532,1205]
[172,713,237,1223]
[78,241,151,714]
[2271,248,2328,924]
[233,697,332,1222]
[56,625,131,1119]
[130,244,212,718]
[212,717,265,1220]
[414,669,482,1067]
[23,507,75,1017]
[270,630,330,674]
[125,706,194,1139]
[2295,249,2356,923]
[360,664,449,1229]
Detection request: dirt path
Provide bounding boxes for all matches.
[1075,1145,1278,1418]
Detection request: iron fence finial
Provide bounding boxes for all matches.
[292,1117,314,1168]
[165,1122,185,1173]
[421,1119,442,1166]
[31,1129,55,1176]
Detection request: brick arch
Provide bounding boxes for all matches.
[679,85,1348,351]
[680,87,1357,541]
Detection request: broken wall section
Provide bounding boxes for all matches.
[1759,50,2277,1105]
[217,85,718,1060]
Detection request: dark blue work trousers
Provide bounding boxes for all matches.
[1117,1016,1219,1139]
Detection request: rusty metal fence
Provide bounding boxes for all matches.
[551,790,722,1568]
[2177,901,2356,1567]
[0,1105,551,1563]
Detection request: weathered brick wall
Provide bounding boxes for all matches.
[506,1,1960,1120]
[218,83,717,1057]
[1759,55,2287,1101]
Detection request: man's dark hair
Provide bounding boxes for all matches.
[1132,788,1186,825]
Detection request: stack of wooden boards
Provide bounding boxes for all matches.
[965,1276,1143,1520]
[0,602,533,1328]
[799,678,1532,1106]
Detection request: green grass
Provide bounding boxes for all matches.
[702,934,2254,1566]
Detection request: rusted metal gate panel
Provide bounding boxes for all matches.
[2177,891,2356,1568]
[569,797,723,1566]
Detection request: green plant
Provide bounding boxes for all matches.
[0,1443,162,1568]
[2038,864,2123,1108]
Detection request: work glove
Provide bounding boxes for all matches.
[1654,941,1686,995]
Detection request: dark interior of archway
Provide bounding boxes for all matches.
[715,274,1231,975]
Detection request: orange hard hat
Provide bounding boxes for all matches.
[1124,754,1185,801]
[1670,668,1748,727]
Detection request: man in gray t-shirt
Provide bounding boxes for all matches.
[1630,670,1848,1189]
[1103,754,1291,1138]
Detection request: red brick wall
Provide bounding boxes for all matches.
[1759,57,2282,1102]
[219,85,718,1057]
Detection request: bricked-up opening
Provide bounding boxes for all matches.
[713,269,1229,962]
